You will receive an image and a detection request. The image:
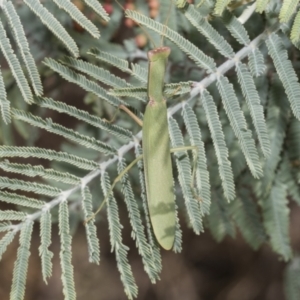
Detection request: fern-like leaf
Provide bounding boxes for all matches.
[52,0,100,38]
[0,210,27,221]
[60,56,127,88]
[182,104,211,215]
[236,62,270,156]
[291,11,300,46]
[214,0,232,16]
[172,202,182,253]
[208,190,236,242]
[248,48,266,77]
[257,77,289,198]
[278,154,300,205]
[12,109,116,155]
[256,0,269,13]
[43,58,124,108]
[83,0,109,22]
[39,210,53,284]
[0,146,98,170]
[260,181,292,261]
[217,75,263,178]
[200,90,235,200]
[118,159,160,283]
[181,3,235,58]
[10,220,33,300]
[279,0,299,23]
[168,117,203,234]
[81,186,100,264]
[2,1,43,95]
[0,176,61,197]
[23,0,79,57]
[35,97,132,141]
[0,160,80,185]
[0,68,11,124]
[125,9,216,72]
[101,172,138,299]
[0,221,12,232]
[0,190,44,209]
[88,48,148,83]
[59,200,76,300]
[231,185,266,250]
[222,10,251,45]
[0,229,17,261]
[0,20,32,103]
[266,33,300,120]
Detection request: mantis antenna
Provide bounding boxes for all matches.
[160,0,173,47]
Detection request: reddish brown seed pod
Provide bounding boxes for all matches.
[135,33,148,48]
[103,3,113,15]
[125,18,135,28]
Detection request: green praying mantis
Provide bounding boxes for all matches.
[85,7,199,251]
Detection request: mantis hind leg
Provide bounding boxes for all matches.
[170,145,202,202]
[84,154,143,225]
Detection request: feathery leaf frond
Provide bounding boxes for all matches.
[12,109,117,155]
[256,0,269,13]
[101,172,138,299]
[0,68,10,124]
[35,97,132,141]
[236,62,270,156]
[200,90,235,200]
[60,56,127,88]
[39,210,53,284]
[0,160,80,185]
[59,200,76,300]
[231,185,266,250]
[0,176,61,197]
[266,33,300,120]
[182,104,211,215]
[291,11,300,46]
[81,186,100,264]
[217,75,263,178]
[260,181,292,261]
[83,0,109,21]
[52,0,100,38]
[0,20,33,103]
[279,0,299,23]
[208,190,236,242]
[168,117,203,234]
[118,159,160,283]
[0,146,98,170]
[257,78,289,198]
[10,220,33,300]
[0,211,27,222]
[0,230,17,261]
[180,3,235,58]
[2,1,43,96]
[214,0,232,16]
[0,190,44,209]
[248,48,266,77]
[88,49,148,83]
[125,9,216,72]
[222,10,251,45]
[23,0,79,57]
[43,58,124,108]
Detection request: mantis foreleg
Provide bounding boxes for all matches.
[84,145,200,225]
